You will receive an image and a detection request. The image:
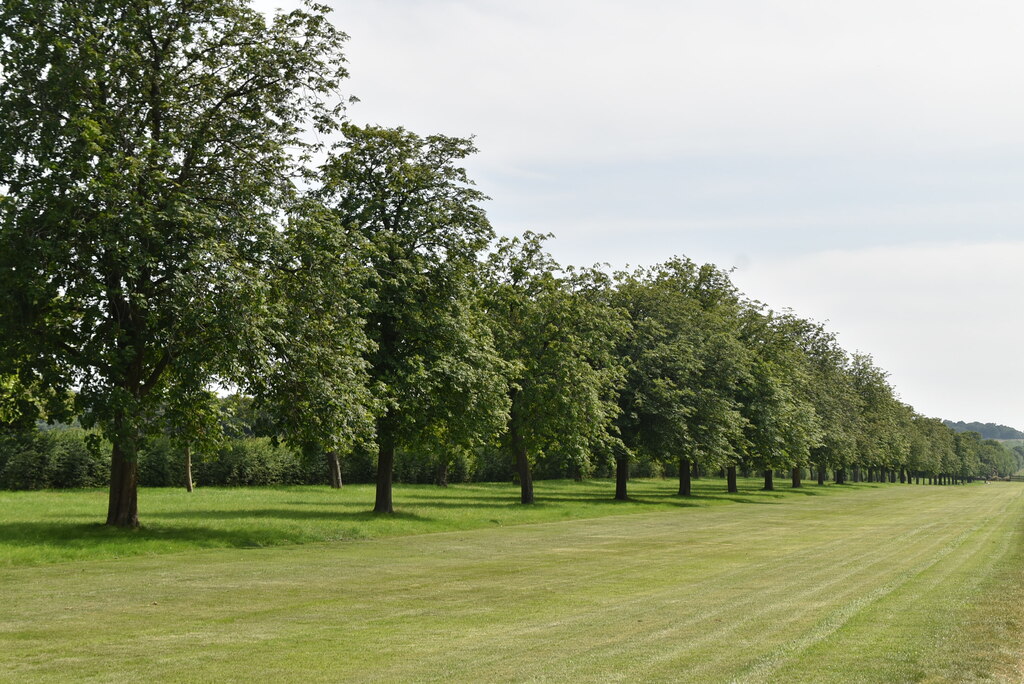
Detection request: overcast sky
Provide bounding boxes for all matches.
[262,0,1024,428]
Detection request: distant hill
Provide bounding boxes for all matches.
[942,420,1024,440]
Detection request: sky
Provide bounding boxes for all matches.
[260,0,1024,428]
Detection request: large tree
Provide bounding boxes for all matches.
[0,0,351,526]
[612,258,745,499]
[734,306,820,492]
[848,354,909,484]
[241,202,376,489]
[483,233,626,504]
[319,124,507,514]
[792,321,860,485]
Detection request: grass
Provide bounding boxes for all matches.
[0,476,846,567]
[1,479,1022,682]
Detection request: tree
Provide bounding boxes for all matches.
[0,0,351,526]
[848,355,909,484]
[734,306,820,492]
[612,259,745,499]
[483,233,626,504]
[241,201,376,489]
[792,321,859,486]
[319,124,507,514]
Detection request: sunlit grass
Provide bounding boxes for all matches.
[0,476,859,566]
[1,482,1021,682]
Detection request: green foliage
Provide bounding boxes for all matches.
[136,435,324,487]
[242,200,377,459]
[944,420,1024,440]
[0,0,353,525]
[0,428,109,490]
[483,233,627,494]
[735,306,821,473]
[320,124,508,511]
[612,259,746,479]
[848,354,910,472]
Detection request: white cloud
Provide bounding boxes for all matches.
[731,241,1024,427]
[250,0,1024,427]
[331,0,1024,162]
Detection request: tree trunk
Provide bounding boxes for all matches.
[691,459,700,480]
[763,469,774,491]
[679,455,692,496]
[434,458,449,487]
[327,450,343,489]
[615,455,629,500]
[184,444,194,493]
[791,466,801,488]
[511,429,533,506]
[836,468,846,485]
[515,443,533,504]
[727,465,738,493]
[106,440,139,528]
[508,389,534,504]
[374,421,395,514]
[817,463,826,485]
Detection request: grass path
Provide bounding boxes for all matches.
[1,482,1022,682]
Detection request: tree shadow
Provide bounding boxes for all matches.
[0,520,306,550]
[146,508,427,523]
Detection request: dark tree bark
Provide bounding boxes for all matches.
[836,468,846,485]
[679,455,692,496]
[107,441,139,528]
[510,420,534,505]
[727,465,738,493]
[327,450,343,489]
[691,460,700,480]
[763,469,774,491]
[817,463,826,486]
[374,420,395,513]
[615,455,629,500]
[508,389,534,504]
[791,466,801,488]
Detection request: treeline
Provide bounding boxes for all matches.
[942,420,1024,440]
[1,1,1018,527]
[5,405,1023,493]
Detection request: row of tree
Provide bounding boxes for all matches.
[942,420,1024,441]
[0,0,1013,527]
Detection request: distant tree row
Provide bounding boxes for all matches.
[1,0,1016,527]
[942,420,1024,441]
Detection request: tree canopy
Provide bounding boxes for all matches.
[1,0,1009,524]
[0,0,352,526]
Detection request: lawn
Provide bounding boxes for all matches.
[0,477,860,567]
[1,480,1022,682]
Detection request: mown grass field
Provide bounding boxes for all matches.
[0,477,865,567]
[1,479,1022,682]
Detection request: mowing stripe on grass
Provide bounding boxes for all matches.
[1,483,1021,682]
